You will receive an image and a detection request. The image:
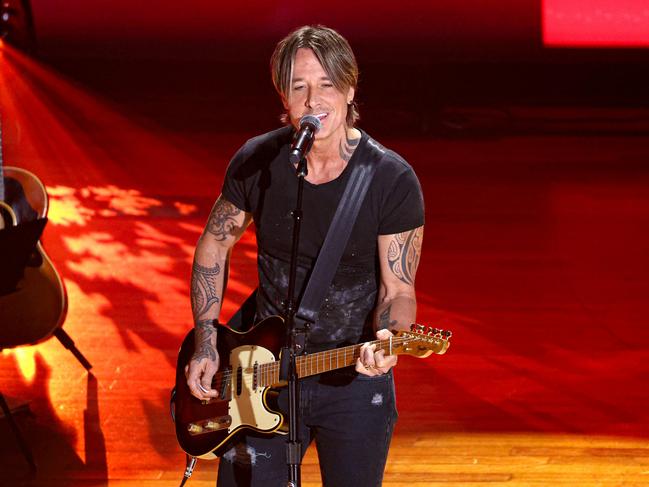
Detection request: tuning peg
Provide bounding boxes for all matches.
[411,323,425,333]
[443,330,453,339]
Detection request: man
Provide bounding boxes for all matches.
[186,25,424,486]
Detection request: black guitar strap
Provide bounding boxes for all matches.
[296,137,383,325]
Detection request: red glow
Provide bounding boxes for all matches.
[2,31,649,482]
[544,0,649,47]
[28,0,536,60]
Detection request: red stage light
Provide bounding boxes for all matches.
[543,0,649,47]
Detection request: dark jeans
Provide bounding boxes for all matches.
[217,369,398,487]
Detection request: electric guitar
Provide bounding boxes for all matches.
[172,316,451,459]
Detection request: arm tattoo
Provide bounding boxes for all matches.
[387,227,423,285]
[207,198,243,241]
[339,133,360,162]
[191,261,221,318]
[192,319,216,362]
[378,305,398,330]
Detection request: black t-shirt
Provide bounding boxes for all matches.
[222,126,424,352]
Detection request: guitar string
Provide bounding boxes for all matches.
[207,336,446,389]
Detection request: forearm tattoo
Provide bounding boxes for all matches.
[378,304,398,330]
[192,320,217,362]
[207,198,243,241]
[387,227,423,285]
[339,133,360,162]
[191,261,221,318]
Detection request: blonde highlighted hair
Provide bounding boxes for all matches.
[270,25,359,126]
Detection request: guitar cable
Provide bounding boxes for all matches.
[179,455,198,487]
[171,387,198,486]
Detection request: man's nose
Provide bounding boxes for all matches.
[304,87,316,108]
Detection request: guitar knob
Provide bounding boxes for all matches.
[187,423,203,434]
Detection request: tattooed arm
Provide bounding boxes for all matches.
[186,195,252,400]
[356,225,424,377]
[376,224,423,330]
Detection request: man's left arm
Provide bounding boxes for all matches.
[356,225,424,376]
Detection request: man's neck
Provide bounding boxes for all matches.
[302,128,361,185]
[309,127,360,167]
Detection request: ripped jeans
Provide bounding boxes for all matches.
[217,369,398,487]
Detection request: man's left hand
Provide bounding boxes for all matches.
[355,329,397,377]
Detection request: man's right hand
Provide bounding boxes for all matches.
[185,352,220,401]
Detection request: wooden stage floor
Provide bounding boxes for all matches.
[1,47,649,486]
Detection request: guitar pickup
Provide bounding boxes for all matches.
[187,415,232,435]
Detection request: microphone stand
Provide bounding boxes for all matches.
[282,153,309,487]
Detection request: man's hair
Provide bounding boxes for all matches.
[270,25,359,126]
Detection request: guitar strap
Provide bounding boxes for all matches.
[296,136,383,325]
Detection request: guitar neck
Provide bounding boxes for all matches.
[257,337,401,387]
[296,341,375,378]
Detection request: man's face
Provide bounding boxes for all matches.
[284,48,354,142]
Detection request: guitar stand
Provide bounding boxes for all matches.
[0,391,37,471]
[53,328,92,370]
[0,327,90,473]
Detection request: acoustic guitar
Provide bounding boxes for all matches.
[0,123,68,349]
[172,316,451,459]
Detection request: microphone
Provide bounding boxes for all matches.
[289,114,322,164]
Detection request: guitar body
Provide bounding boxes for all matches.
[174,316,288,459]
[0,167,68,349]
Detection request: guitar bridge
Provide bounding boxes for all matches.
[187,415,232,435]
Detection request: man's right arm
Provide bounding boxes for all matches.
[186,195,252,400]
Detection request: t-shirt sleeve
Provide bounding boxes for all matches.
[378,166,425,235]
[220,143,251,212]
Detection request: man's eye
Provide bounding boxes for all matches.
[293,85,304,91]
[322,83,333,88]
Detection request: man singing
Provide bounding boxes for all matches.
[186,25,424,486]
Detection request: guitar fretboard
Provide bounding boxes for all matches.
[251,335,420,387]
[258,340,372,386]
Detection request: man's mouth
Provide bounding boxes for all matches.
[315,112,328,121]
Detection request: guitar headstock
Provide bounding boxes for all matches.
[391,324,452,358]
